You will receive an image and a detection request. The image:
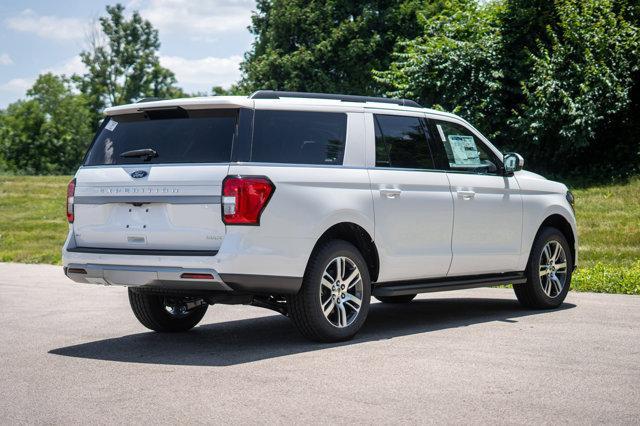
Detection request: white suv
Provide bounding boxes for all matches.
[63,90,577,342]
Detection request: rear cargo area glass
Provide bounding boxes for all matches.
[84,109,236,166]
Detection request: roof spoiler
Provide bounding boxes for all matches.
[249,90,422,108]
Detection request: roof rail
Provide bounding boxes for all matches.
[136,97,165,103]
[249,90,422,108]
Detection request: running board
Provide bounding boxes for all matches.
[372,273,527,297]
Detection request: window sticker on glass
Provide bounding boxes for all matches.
[448,135,481,165]
[105,120,118,131]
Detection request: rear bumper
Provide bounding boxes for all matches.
[61,229,306,294]
[65,263,231,291]
[63,263,302,294]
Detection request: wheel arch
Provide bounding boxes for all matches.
[536,214,577,266]
[308,222,380,283]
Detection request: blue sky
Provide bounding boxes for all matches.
[0,0,257,107]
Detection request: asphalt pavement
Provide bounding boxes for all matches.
[1,262,638,424]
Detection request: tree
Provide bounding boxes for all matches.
[376,0,639,181]
[513,0,640,180]
[497,0,559,109]
[374,0,504,139]
[74,3,182,127]
[240,0,426,95]
[211,85,245,96]
[0,74,93,174]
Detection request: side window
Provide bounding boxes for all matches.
[432,120,499,174]
[251,110,347,165]
[374,114,433,170]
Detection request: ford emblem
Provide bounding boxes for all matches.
[130,170,148,179]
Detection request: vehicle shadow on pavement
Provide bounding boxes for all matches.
[49,297,575,366]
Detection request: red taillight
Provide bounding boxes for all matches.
[222,176,274,225]
[180,273,214,280]
[67,178,76,223]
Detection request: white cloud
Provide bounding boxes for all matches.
[160,54,242,89]
[0,54,13,66]
[5,9,87,41]
[0,57,85,107]
[137,0,254,38]
[0,78,31,107]
[44,56,86,76]
[0,78,33,94]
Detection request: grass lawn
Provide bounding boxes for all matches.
[0,175,638,294]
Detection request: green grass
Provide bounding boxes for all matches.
[0,176,71,264]
[570,178,640,294]
[0,175,638,294]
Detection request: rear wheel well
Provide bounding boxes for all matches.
[310,223,379,282]
[537,214,576,263]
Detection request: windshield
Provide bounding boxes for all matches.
[84,109,237,166]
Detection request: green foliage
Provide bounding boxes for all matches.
[573,262,640,295]
[240,0,425,95]
[513,0,640,179]
[375,0,640,181]
[74,3,183,127]
[374,0,504,140]
[0,74,93,175]
[212,85,246,96]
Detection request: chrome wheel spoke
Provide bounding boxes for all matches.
[337,303,348,327]
[551,243,561,263]
[551,275,562,294]
[542,276,550,295]
[323,297,336,316]
[344,270,361,290]
[335,257,345,281]
[343,293,362,308]
[539,266,549,277]
[555,262,567,271]
[322,272,335,290]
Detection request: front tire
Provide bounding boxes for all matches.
[128,289,208,332]
[289,240,371,342]
[514,227,573,309]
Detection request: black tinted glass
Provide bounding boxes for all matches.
[374,114,433,169]
[84,109,236,166]
[251,110,347,165]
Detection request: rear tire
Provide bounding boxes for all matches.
[375,294,416,304]
[128,289,208,332]
[514,227,573,309]
[289,240,371,342]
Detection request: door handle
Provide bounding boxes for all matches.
[380,189,402,199]
[457,190,476,200]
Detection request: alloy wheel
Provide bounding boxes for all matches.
[538,240,568,298]
[319,256,363,328]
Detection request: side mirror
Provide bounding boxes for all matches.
[503,153,524,174]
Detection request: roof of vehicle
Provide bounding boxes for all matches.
[103,91,460,120]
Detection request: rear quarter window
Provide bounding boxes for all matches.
[84,109,236,166]
[250,110,347,165]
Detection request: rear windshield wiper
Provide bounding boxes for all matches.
[120,148,158,161]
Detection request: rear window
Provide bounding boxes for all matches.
[84,109,236,166]
[374,114,433,169]
[251,110,347,165]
